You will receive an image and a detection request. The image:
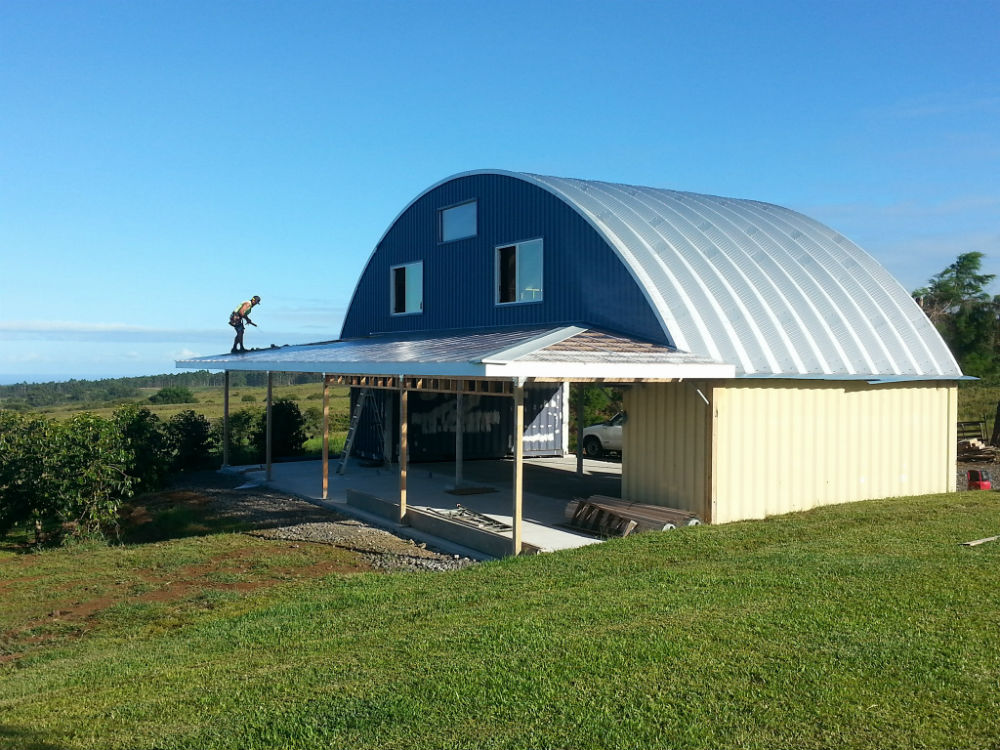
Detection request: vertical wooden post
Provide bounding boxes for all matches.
[513,381,524,556]
[222,370,230,468]
[455,382,464,488]
[576,382,585,477]
[399,383,408,523]
[383,390,394,464]
[322,374,329,500]
[266,372,273,481]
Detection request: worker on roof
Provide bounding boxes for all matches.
[229,295,261,354]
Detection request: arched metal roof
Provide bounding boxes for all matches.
[513,172,961,378]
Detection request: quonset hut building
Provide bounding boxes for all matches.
[178,170,962,550]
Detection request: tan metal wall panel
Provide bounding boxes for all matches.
[622,382,711,518]
[712,380,956,523]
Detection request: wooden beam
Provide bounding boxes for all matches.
[455,382,464,488]
[266,372,273,481]
[576,383,585,477]
[399,385,408,523]
[327,374,520,396]
[322,374,329,500]
[222,370,230,468]
[512,382,524,555]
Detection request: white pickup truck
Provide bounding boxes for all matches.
[581,412,624,457]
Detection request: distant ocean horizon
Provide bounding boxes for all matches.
[0,372,177,386]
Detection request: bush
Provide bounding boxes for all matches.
[114,404,171,492]
[166,411,213,471]
[53,414,134,539]
[303,405,323,439]
[0,410,134,543]
[149,386,197,405]
[0,412,57,541]
[251,399,307,460]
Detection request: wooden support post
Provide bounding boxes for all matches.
[399,384,408,523]
[322,375,329,500]
[266,372,273,481]
[513,381,524,556]
[455,383,464,488]
[576,382,585,477]
[222,370,230,468]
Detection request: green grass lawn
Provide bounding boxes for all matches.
[1,490,998,749]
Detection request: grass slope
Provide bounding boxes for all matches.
[1,492,999,749]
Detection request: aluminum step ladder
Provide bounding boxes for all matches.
[337,388,370,475]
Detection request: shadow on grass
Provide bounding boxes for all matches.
[0,724,65,749]
[117,469,342,546]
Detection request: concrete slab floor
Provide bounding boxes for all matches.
[228,455,622,555]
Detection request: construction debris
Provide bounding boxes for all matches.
[961,535,999,547]
[565,495,700,537]
[958,438,998,462]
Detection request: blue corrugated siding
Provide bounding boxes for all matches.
[340,173,665,344]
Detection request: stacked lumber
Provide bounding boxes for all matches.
[565,495,701,537]
[958,438,998,462]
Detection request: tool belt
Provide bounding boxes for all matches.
[229,312,241,327]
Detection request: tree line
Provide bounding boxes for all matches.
[913,252,1000,380]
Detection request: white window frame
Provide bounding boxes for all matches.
[439,200,477,243]
[390,261,423,316]
[495,238,544,305]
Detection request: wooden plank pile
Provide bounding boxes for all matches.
[958,437,997,462]
[565,495,701,537]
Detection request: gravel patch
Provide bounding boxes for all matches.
[165,470,479,573]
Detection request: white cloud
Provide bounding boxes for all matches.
[869,90,1000,120]
[0,320,319,345]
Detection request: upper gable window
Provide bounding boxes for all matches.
[496,238,543,304]
[439,200,477,242]
[391,261,423,315]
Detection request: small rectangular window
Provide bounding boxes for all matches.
[440,201,477,242]
[390,262,423,315]
[496,239,543,304]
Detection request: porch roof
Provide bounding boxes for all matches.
[175,325,736,381]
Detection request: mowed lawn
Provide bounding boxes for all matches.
[1,491,998,749]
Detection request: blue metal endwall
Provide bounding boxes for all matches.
[340,173,665,344]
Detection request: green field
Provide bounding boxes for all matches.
[17,381,348,424]
[1,488,998,749]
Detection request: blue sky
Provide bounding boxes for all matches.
[1,0,997,383]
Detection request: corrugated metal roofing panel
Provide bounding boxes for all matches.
[175,326,736,379]
[515,172,961,378]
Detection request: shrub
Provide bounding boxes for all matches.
[114,404,171,492]
[149,386,197,405]
[303,405,323,439]
[166,410,213,470]
[241,394,256,403]
[0,411,57,541]
[0,410,134,543]
[53,413,134,539]
[251,399,307,460]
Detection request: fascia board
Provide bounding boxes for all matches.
[176,357,736,381]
